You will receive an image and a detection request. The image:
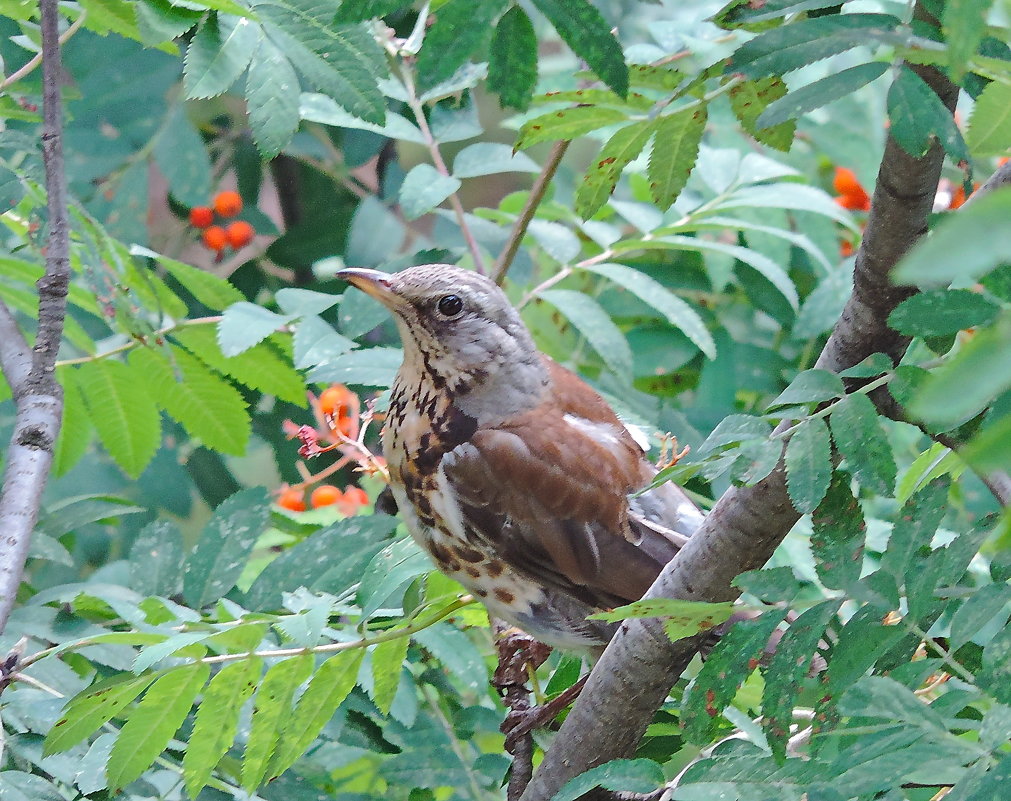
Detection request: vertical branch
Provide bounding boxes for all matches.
[0,0,71,633]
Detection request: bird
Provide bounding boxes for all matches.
[337,264,705,656]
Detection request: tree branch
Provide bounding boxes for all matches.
[0,0,71,633]
[520,28,959,801]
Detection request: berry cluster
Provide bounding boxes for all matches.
[188,191,255,252]
[277,484,369,514]
[832,167,871,212]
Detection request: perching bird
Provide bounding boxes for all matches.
[338,265,704,655]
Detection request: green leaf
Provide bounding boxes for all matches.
[582,262,715,357]
[172,326,307,405]
[538,289,634,379]
[729,77,796,151]
[515,105,628,150]
[44,672,160,755]
[370,636,409,716]
[299,93,424,142]
[107,663,210,792]
[130,520,185,597]
[412,623,488,690]
[715,182,858,228]
[53,366,92,477]
[715,0,854,27]
[967,79,1011,156]
[453,143,540,178]
[153,105,213,208]
[218,302,293,356]
[879,477,949,582]
[417,0,506,89]
[887,65,967,161]
[531,0,628,97]
[334,0,412,22]
[963,411,1011,473]
[358,537,434,617]
[292,314,355,369]
[761,599,841,759]
[728,14,903,77]
[133,245,244,309]
[646,106,707,210]
[246,32,301,157]
[785,418,832,514]
[488,5,538,110]
[242,654,314,791]
[893,189,1011,285]
[399,164,462,220]
[0,773,64,801]
[575,121,656,219]
[683,611,787,743]
[268,649,364,778]
[184,657,262,798]
[756,61,888,128]
[943,0,990,81]
[909,314,1011,428]
[829,393,896,496]
[184,14,258,99]
[129,346,251,455]
[76,360,161,479]
[275,287,340,317]
[136,0,201,44]
[896,442,965,504]
[950,583,1011,651]
[768,369,845,409]
[979,624,1011,704]
[889,289,1000,337]
[550,759,664,801]
[307,345,403,387]
[183,487,272,608]
[590,598,734,642]
[810,470,865,590]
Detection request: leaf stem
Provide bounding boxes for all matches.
[54,316,222,367]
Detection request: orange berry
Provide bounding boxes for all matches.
[226,220,255,249]
[189,206,214,228]
[318,384,357,438]
[310,484,343,508]
[832,167,862,196]
[998,157,1009,167]
[839,240,855,257]
[214,190,243,218]
[201,225,228,251]
[277,487,306,511]
[337,486,369,514]
[834,191,871,212]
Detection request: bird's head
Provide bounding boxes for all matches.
[337,265,548,421]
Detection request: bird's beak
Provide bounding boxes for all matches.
[336,268,401,309]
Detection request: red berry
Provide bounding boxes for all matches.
[201,225,228,251]
[226,220,255,249]
[189,206,214,228]
[214,190,243,217]
[310,485,342,508]
[277,488,306,511]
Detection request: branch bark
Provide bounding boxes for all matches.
[0,0,71,633]
[520,41,960,801]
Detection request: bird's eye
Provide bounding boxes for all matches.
[437,294,464,317]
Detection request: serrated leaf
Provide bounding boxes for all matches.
[358,537,433,617]
[538,289,633,379]
[950,583,1011,651]
[756,61,888,129]
[183,487,272,608]
[879,477,949,582]
[628,63,683,91]
[307,345,402,387]
[453,142,540,178]
[412,624,487,690]
[76,360,161,479]
[53,366,92,477]
[591,599,733,642]
[242,654,314,791]
[0,773,64,801]
[647,106,707,210]
[683,612,788,743]
[966,80,1011,156]
[785,418,832,513]
[134,246,244,309]
[528,219,581,263]
[887,65,967,161]
[515,105,628,149]
[370,636,409,716]
[130,520,185,597]
[575,121,656,219]
[218,302,293,356]
[551,759,664,801]
[129,346,251,455]
[810,470,865,590]
[44,672,160,756]
[268,649,364,778]
[417,0,505,89]
[768,369,845,409]
[488,5,537,110]
[245,33,301,157]
[107,663,210,792]
[729,77,796,151]
[728,13,903,77]
[184,15,258,99]
[715,182,857,228]
[531,0,628,96]
[399,164,461,220]
[183,657,262,798]
[299,93,424,142]
[761,599,841,759]
[896,443,964,505]
[893,190,1011,285]
[829,393,896,496]
[172,326,307,405]
[888,289,1000,337]
[582,262,715,357]
[334,0,412,22]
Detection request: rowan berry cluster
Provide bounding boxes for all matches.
[276,484,369,513]
[188,190,255,252]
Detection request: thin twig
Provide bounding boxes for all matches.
[0,9,86,91]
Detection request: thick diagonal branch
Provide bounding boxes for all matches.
[0,0,71,633]
[520,50,960,801]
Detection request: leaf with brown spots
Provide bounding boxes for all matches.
[646,105,707,210]
[575,119,657,219]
